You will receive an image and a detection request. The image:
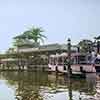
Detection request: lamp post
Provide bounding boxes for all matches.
[67,38,72,78]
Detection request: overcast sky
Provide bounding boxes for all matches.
[0,0,100,52]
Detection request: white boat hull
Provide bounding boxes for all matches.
[48,64,96,73]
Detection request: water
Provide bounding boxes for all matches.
[0,71,98,100]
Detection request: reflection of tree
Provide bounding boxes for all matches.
[1,71,48,100]
[15,71,48,100]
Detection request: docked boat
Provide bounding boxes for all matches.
[48,52,96,74]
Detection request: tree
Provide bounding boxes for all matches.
[94,35,100,53]
[78,39,93,53]
[94,35,100,41]
[6,48,15,54]
[13,26,47,47]
[13,38,34,48]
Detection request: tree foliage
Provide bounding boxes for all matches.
[94,35,100,40]
[78,39,93,53]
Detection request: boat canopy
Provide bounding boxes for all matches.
[49,52,95,65]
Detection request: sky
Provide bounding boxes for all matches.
[0,0,100,52]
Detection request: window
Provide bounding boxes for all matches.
[78,56,87,64]
[49,57,54,65]
[58,57,63,65]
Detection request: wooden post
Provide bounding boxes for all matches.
[67,38,72,78]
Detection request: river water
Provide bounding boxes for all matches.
[0,71,99,100]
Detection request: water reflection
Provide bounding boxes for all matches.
[0,71,98,100]
[0,80,15,100]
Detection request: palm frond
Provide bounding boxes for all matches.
[39,34,47,39]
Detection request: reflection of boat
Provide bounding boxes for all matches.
[48,53,96,74]
[94,80,100,99]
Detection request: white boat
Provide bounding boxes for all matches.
[48,52,96,73]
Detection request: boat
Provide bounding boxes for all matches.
[48,52,96,75]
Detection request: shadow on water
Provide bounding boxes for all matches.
[0,70,98,100]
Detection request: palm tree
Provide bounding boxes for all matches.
[14,26,47,47]
[24,26,46,43]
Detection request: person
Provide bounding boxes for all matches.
[80,66,86,73]
[91,50,97,64]
[63,64,66,70]
[55,64,58,72]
